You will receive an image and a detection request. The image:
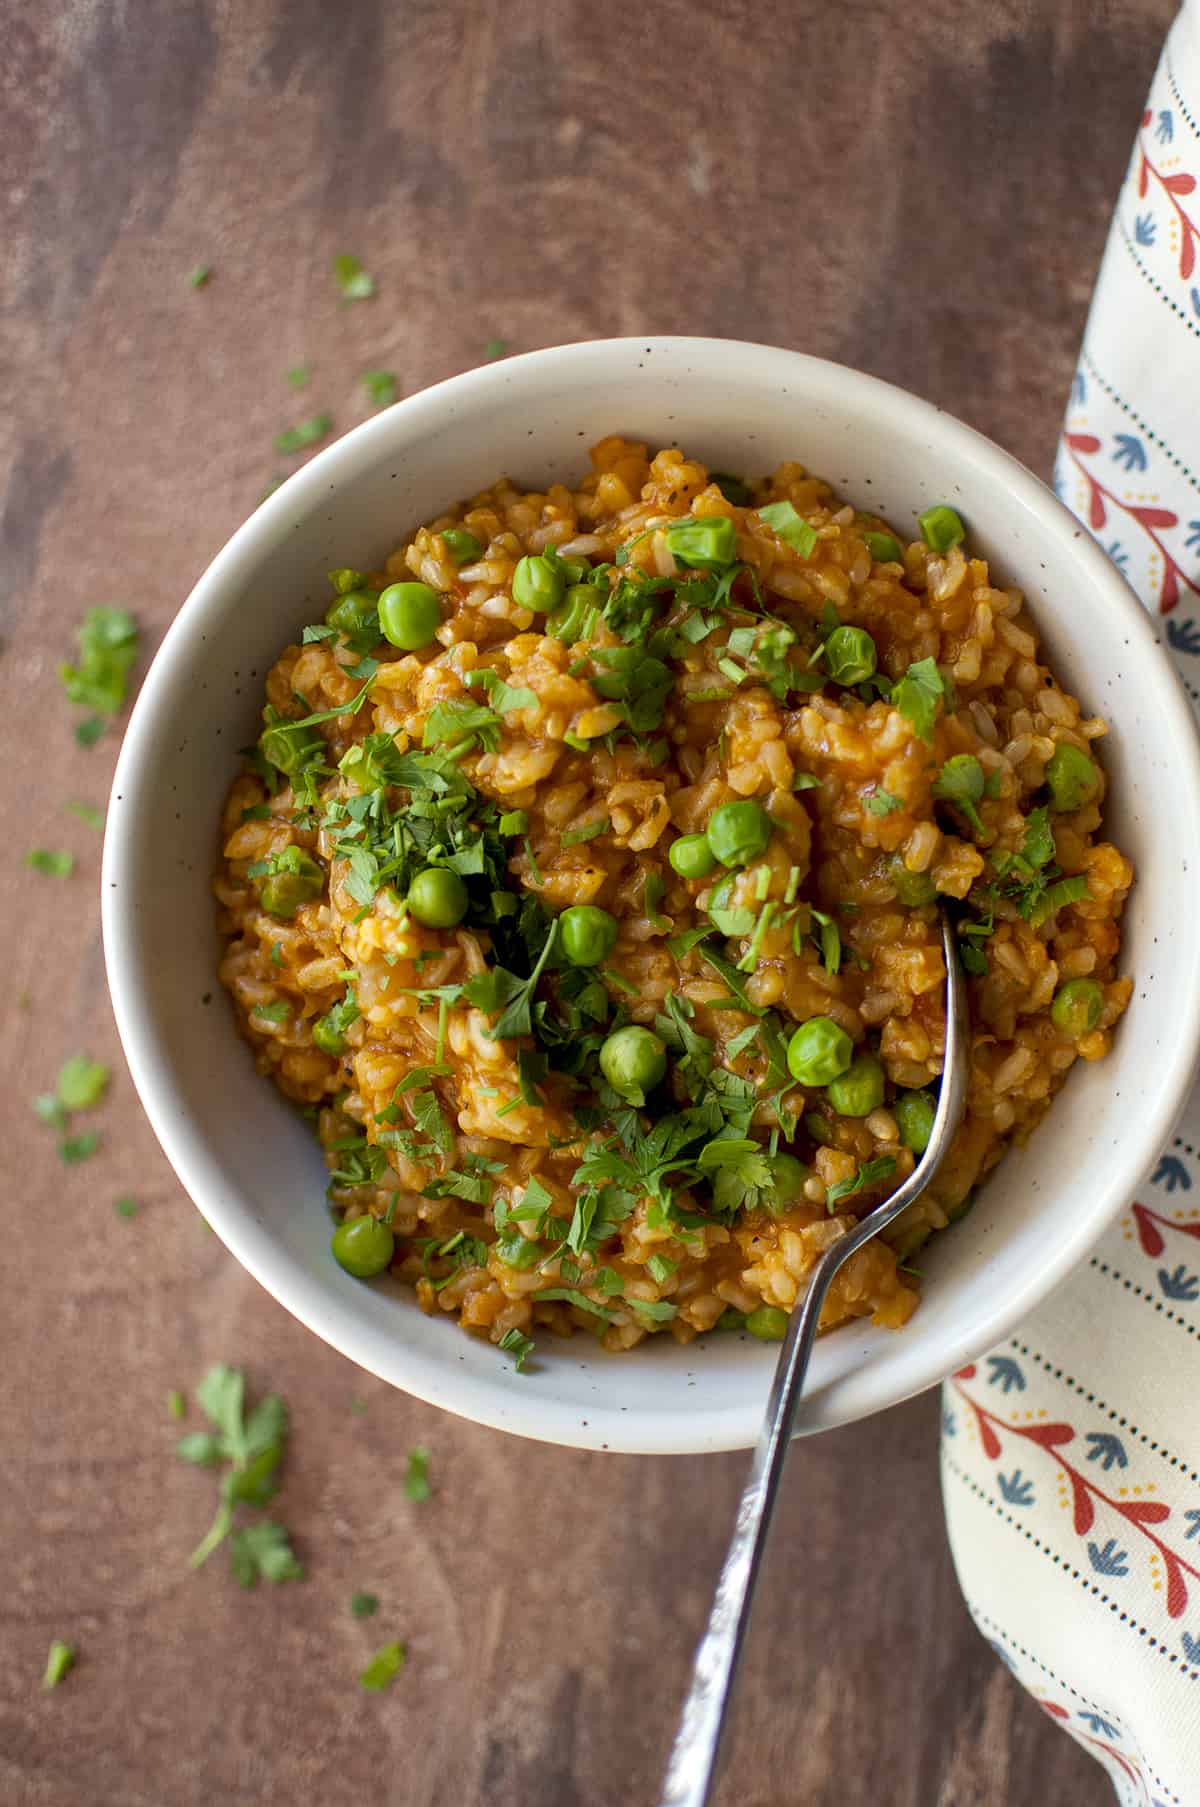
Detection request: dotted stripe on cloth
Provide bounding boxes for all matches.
[941,1453,1200,1682]
[966,1604,1184,1806]
[1090,1257,1200,1343]
[1005,1340,1200,1484]
[1167,52,1200,142]
[1115,214,1200,342]
[1078,346,1200,494]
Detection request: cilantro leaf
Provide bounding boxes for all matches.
[187,264,211,288]
[66,800,105,830]
[229,1521,304,1588]
[360,1642,406,1690]
[43,1640,76,1690]
[465,667,537,715]
[61,607,139,718]
[275,414,333,455]
[891,658,945,743]
[467,919,559,1040]
[825,1155,897,1211]
[333,253,375,301]
[404,1446,432,1503]
[864,789,902,816]
[931,755,985,835]
[498,1326,535,1370]
[362,369,397,408]
[423,698,500,753]
[351,1591,380,1618]
[26,848,75,877]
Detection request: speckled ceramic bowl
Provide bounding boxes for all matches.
[102,338,1200,1452]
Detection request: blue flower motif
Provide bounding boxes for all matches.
[942,1402,957,1437]
[1186,521,1200,551]
[1105,538,1129,571]
[1192,288,1200,319]
[1071,368,1087,405]
[1134,211,1157,246]
[1112,432,1148,471]
[1159,1264,1200,1301]
[1153,1150,1194,1185]
[1182,1629,1200,1665]
[1184,1508,1200,1541]
[998,1468,1035,1506]
[1079,1709,1121,1738]
[1085,1431,1128,1471]
[1088,1537,1131,1576]
[985,1354,1026,1393]
[1157,109,1174,143]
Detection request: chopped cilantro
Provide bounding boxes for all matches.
[351,1591,380,1618]
[66,800,105,830]
[792,772,820,792]
[275,414,333,455]
[43,1640,76,1690]
[25,849,74,877]
[931,755,986,835]
[179,1364,301,1585]
[484,338,507,359]
[75,716,106,747]
[187,264,211,288]
[362,370,398,408]
[61,607,139,720]
[560,816,610,847]
[891,658,945,743]
[864,789,902,816]
[810,909,841,975]
[825,1155,897,1211]
[465,666,537,715]
[498,1326,535,1371]
[229,1521,304,1588]
[360,1642,406,1691]
[465,919,559,1041]
[334,253,375,301]
[56,1055,110,1112]
[287,364,311,388]
[114,1196,139,1218]
[167,1389,186,1420]
[758,500,817,558]
[404,1445,433,1503]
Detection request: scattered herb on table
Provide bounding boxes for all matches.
[25,849,74,877]
[286,364,311,388]
[275,414,333,456]
[61,607,139,740]
[34,1055,110,1161]
[362,369,397,408]
[114,1195,139,1218]
[359,1642,406,1691]
[65,800,105,830]
[351,1591,380,1619]
[334,253,375,301]
[43,1639,76,1690]
[167,1390,186,1420]
[187,264,211,288]
[404,1446,432,1503]
[176,1363,303,1587]
[484,338,507,360]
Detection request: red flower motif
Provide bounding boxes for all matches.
[1136,125,1200,280]
[1132,1200,1200,1257]
[1061,434,1199,614]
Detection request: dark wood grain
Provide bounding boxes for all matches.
[1,1,1173,1801]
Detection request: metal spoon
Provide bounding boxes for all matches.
[659,908,970,1807]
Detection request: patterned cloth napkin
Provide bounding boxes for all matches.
[940,7,1200,1801]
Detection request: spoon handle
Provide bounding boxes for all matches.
[656,1236,841,1807]
[658,913,969,1807]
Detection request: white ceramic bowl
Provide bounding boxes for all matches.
[103,337,1200,1453]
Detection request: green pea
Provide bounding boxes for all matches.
[765,1152,810,1213]
[559,904,619,967]
[1046,743,1101,813]
[259,720,320,778]
[745,1304,789,1340]
[823,625,877,686]
[889,856,937,907]
[918,505,965,552]
[259,848,324,919]
[331,1215,395,1278]
[895,1089,936,1154]
[863,531,903,564]
[787,1016,854,1086]
[406,866,469,929]
[494,1228,543,1270]
[706,800,774,869]
[664,515,737,569]
[312,1013,348,1056]
[441,527,483,564]
[325,590,380,637]
[512,553,566,614]
[599,1025,667,1105]
[378,582,442,650]
[546,584,596,643]
[826,1053,885,1118]
[1051,977,1104,1038]
[669,834,718,880]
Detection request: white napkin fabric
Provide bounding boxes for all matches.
[940,8,1200,1801]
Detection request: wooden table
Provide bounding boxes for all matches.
[3,3,1172,1800]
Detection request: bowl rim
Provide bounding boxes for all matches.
[102,335,1200,1452]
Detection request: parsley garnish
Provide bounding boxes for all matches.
[825,1155,897,1211]
[43,1639,76,1690]
[864,789,902,816]
[465,666,537,715]
[287,364,311,388]
[404,1446,432,1502]
[115,1193,138,1218]
[561,815,610,847]
[498,1326,535,1371]
[66,800,105,830]
[177,1364,303,1586]
[360,1643,406,1690]
[25,849,74,877]
[275,414,333,455]
[61,606,139,723]
[891,658,945,743]
[334,253,375,301]
[931,754,986,835]
[484,338,507,360]
[362,369,397,407]
[465,919,559,1040]
[351,1591,380,1618]
[187,264,211,288]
